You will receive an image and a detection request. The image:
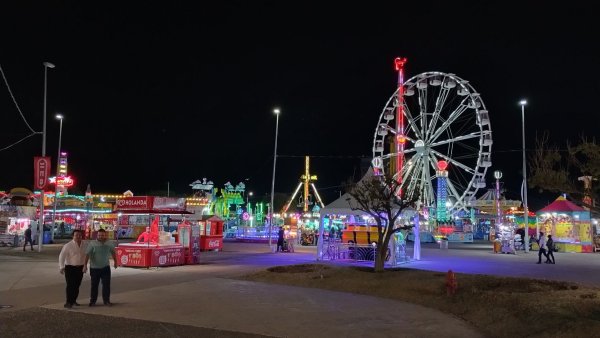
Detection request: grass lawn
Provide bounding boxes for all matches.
[241,264,600,338]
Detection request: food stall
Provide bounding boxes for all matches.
[536,195,593,253]
[198,215,224,251]
[114,196,198,267]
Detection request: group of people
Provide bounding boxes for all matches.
[536,231,556,264]
[58,229,118,308]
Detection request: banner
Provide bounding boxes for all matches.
[152,197,186,212]
[33,157,51,190]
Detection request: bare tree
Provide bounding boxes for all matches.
[345,173,416,272]
[529,132,600,211]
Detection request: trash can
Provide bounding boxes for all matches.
[440,238,448,250]
[493,240,501,253]
[43,231,52,244]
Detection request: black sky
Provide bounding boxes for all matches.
[0,1,597,209]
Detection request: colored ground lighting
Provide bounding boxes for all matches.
[437,160,448,171]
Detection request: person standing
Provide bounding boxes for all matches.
[546,234,556,264]
[536,231,549,264]
[276,226,285,252]
[58,230,86,308]
[84,229,117,306]
[23,224,34,251]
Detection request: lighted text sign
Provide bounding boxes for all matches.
[49,176,75,187]
[115,196,153,210]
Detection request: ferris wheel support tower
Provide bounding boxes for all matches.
[395,57,407,197]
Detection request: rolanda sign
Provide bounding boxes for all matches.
[115,196,153,210]
[114,196,188,213]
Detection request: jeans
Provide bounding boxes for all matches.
[90,266,111,303]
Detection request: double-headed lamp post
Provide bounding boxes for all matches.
[520,99,530,253]
[51,114,64,241]
[269,108,281,248]
[39,61,55,251]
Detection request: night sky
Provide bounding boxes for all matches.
[0,2,597,210]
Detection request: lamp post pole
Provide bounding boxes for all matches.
[39,61,55,251]
[520,100,530,253]
[269,108,281,248]
[51,114,64,241]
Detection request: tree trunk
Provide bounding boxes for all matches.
[374,247,386,272]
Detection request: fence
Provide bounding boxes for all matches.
[321,238,411,266]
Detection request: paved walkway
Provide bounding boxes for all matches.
[4,240,600,337]
[0,242,482,337]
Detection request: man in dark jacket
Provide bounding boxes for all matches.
[23,225,34,251]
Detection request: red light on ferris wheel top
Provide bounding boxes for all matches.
[394,57,407,71]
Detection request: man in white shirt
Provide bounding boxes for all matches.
[58,230,86,308]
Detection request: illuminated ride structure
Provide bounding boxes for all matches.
[281,156,325,214]
[372,58,493,215]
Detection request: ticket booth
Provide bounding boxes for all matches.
[199,215,224,251]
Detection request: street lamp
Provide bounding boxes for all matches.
[246,191,253,205]
[269,108,281,248]
[38,61,55,251]
[51,114,64,241]
[520,99,530,253]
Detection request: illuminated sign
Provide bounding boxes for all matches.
[49,176,75,187]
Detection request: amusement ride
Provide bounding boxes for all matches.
[372,58,493,215]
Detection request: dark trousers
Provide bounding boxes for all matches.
[538,248,548,263]
[90,266,111,303]
[23,237,33,251]
[277,239,284,252]
[64,265,84,304]
[546,250,555,263]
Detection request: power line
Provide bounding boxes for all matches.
[0,132,39,151]
[0,63,37,134]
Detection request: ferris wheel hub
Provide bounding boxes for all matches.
[414,140,427,155]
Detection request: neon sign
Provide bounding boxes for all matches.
[49,176,75,187]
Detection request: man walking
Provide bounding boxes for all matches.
[58,230,86,308]
[23,224,34,251]
[546,234,556,264]
[84,229,117,306]
[536,231,549,264]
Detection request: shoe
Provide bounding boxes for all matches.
[74,302,81,306]
[103,301,112,306]
[89,302,95,307]
[64,303,72,308]
[536,262,541,264]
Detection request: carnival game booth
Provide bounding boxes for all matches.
[114,196,198,267]
[536,196,593,253]
[198,215,224,251]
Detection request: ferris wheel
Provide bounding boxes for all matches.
[372,71,492,212]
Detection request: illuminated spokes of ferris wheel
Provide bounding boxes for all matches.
[372,71,492,212]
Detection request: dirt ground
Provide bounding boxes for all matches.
[241,264,600,338]
[0,307,269,338]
